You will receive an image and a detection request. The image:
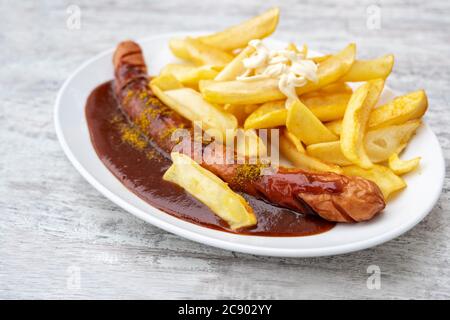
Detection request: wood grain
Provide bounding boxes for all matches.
[0,0,449,299]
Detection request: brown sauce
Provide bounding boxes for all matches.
[85,81,335,236]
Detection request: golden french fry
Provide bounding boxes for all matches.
[244,100,286,129]
[296,43,356,95]
[197,7,280,51]
[306,141,351,166]
[235,129,267,158]
[286,99,338,145]
[324,89,427,134]
[215,45,255,81]
[200,78,284,105]
[307,120,421,165]
[340,54,394,82]
[315,82,353,95]
[325,120,342,136]
[340,79,384,168]
[223,104,249,125]
[161,64,220,87]
[388,153,421,175]
[169,38,191,60]
[280,133,342,174]
[150,73,184,91]
[342,164,406,199]
[150,78,237,140]
[368,90,428,129]
[282,128,305,153]
[301,92,351,122]
[364,119,421,162]
[311,54,331,64]
[164,88,237,134]
[244,104,260,114]
[199,43,356,105]
[164,152,257,230]
[172,37,234,67]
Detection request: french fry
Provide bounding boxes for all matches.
[340,79,384,168]
[200,78,284,105]
[199,43,356,105]
[280,132,342,174]
[306,141,351,166]
[163,88,237,135]
[315,82,353,95]
[244,100,286,129]
[301,92,351,122]
[150,78,237,140]
[286,99,338,145]
[244,104,260,114]
[163,152,257,230]
[223,104,249,125]
[150,73,184,91]
[295,43,356,95]
[169,38,191,60]
[235,129,267,158]
[172,37,234,67]
[307,120,421,165]
[244,92,350,129]
[368,90,428,129]
[323,90,427,134]
[364,120,421,162]
[196,7,280,51]
[282,128,305,153]
[340,54,394,82]
[311,54,332,64]
[325,120,342,136]
[160,64,220,88]
[215,45,255,81]
[342,164,406,199]
[388,153,421,175]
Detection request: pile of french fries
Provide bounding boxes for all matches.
[156,7,428,206]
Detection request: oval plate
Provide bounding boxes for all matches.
[54,33,445,257]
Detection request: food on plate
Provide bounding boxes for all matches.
[196,7,280,51]
[340,79,384,168]
[111,40,385,224]
[244,100,285,129]
[235,128,267,158]
[160,64,220,88]
[86,8,429,236]
[150,78,238,141]
[340,54,394,82]
[198,43,356,105]
[368,90,428,129]
[214,45,256,81]
[325,119,343,135]
[301,91,351,122]
[342,165,406,199]
[163,152,257,230]
[280,130,343,174]
[308,119,421,165]
[171,37,234,67]
[286,99,338,145]
[388,153,421,175]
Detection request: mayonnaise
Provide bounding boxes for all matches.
[237,39,318,107]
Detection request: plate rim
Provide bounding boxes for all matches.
[54,33,446,257]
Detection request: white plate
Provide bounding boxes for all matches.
[54,33,445,257]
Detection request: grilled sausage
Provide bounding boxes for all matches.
[112,41,385,223]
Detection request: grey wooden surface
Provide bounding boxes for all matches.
[1,0,449,299]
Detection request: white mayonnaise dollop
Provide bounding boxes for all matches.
[237,39,318,107]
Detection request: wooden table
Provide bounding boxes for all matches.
[1,0,449,299]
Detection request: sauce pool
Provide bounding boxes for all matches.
[85,81,335,236]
